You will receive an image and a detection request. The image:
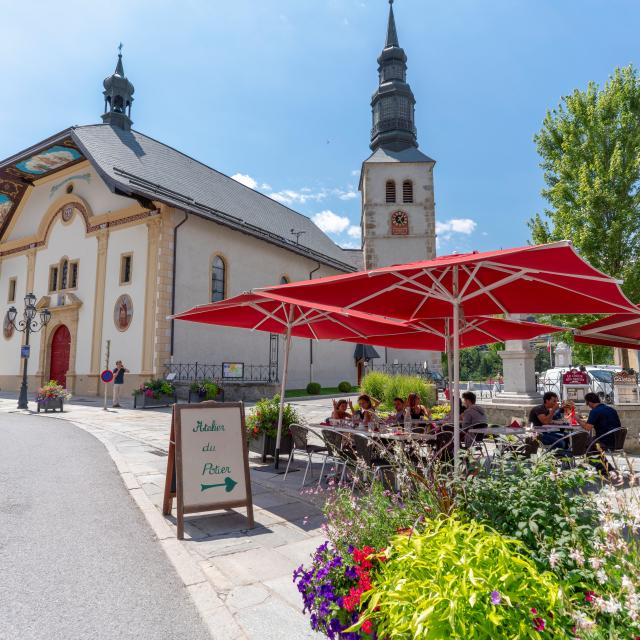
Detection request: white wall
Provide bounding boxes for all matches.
[101,224,148,373]
[8,165,138,242]
[0,254,28,375]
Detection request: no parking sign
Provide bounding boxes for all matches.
[101,369,114,383]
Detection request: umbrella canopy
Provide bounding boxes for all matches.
[575,310,640,351]
[260,241,633,320]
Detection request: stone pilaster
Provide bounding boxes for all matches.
[141,217,161,376]
[90,229,109,391]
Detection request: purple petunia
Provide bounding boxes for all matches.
[490,590,501,605]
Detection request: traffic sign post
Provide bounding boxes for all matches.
[103,340,111,411]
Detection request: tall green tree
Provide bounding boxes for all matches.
[529,65,640,366]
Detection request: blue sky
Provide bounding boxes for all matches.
[1,0,639,253]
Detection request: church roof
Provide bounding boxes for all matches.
[0,124,356,272]
[364,146,435,164]
[340,248,365,270]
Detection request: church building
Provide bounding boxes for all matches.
[0,2,440,398]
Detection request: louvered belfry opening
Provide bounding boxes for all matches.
[385,180,396,203]
[402,180,413,203]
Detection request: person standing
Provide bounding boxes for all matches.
[112,360,129,408]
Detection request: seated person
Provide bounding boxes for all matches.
[528,391,567,449]
[350,394,380,426]
[578,392,621,450]
[391,397,405,424]
[331,398,352,421]
[461,391,487,429]
[407,393,431,422]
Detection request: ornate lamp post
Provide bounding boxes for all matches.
[7,293,51,410]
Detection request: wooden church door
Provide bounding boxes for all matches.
[49,325,71,387]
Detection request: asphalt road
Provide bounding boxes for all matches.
[0,412,211,640]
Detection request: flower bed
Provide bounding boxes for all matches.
[188,379,224,403]
[36,380,71,413]
[293,449,640,638]
[246,394,299,460]
[133,378,176,409]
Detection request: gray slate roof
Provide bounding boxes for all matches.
[340,248,365,270]
[364,146,435,164]
[71,124,355,272]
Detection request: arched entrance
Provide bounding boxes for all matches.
[49,325,71,387]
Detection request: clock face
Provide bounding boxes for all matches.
[390,210,409,235]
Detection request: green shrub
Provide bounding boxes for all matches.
[133,378,175,398]
[189,379,220,400]
[306,382,322,395]
[356,516,573,639]
[337,380,352,393]
[246,394,301,440]
[360,371,388,403]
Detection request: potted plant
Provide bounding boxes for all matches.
[133,378,177,409]
[36,380,71,413]
[246,394,299,461]
[188,379,224,403]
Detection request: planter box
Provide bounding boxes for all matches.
[37,397,64,413]
[133,393,176,409]
[248,432,293,463]
[187,389,225,404]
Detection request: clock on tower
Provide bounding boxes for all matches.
[390,210,409,236]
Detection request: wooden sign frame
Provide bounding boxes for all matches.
[163,401,254,539]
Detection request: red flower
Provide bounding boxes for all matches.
[533,617,545,632]
[361,619,373,635]
[584,591,596,603]
[530,608,538,614]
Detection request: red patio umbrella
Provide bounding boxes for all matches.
[575,309,640,351]
[260,241,634,459]
[172,292,560,466]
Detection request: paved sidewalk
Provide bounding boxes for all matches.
[0,394,337,640]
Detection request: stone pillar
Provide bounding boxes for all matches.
[493,316,542,405]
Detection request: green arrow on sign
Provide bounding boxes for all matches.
[201,477,238,493]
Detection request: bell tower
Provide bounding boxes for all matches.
[360,0,436,270]
[101,45,135,131]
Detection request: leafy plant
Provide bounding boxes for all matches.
[36,380,71,401]
[189,379,220,400]
[338,381,352,393]
[356,516,574,639]
[133,378,175,398]
[360,372,387,405]
[361,372,436,410]
[306,382,322,395]
[246,394,301,440]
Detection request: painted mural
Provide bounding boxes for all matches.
[0,194,12,224]
[15,145,82,175]
[114,294,133,332]
[3,311,14,340]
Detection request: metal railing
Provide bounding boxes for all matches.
[368,363,441,379]
[164,362,275,383]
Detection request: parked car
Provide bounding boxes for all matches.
[539,366,616,403]
[424,371,446,391]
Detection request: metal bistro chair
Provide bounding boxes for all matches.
[585,427,630,477]
[320,428,357,486]
[540,430,590,464]
[351,433,393,493]
[283,424,329,487]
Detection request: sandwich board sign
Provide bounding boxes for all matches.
[162,401,254,539]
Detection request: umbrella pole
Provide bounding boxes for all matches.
[274,324,293,470]
[452,302,461,465]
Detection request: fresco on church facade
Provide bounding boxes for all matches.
[114,294,133,332]
[0,194,12,224]
[15,145,82,175]
[3,311,14,340]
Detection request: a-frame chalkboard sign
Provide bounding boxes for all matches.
[163,401,254,539]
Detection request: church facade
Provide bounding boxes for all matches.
[0,2,440,397]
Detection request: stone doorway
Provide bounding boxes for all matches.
[49,324,71,387]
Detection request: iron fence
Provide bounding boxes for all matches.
[368,363,441,378]
[164,362,275,382]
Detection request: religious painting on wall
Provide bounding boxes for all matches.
[390,210,409,236]
[114,294,133,332]
[3,311,14,340]
[15,145,82,175]
[0,194,12,225]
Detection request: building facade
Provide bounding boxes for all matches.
[0,4,440,398]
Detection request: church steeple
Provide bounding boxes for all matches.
[101,45,135,131]
[370,0,418,152]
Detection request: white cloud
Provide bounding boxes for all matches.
[312,210,351,234]
[339,241,360,249]
[337,190,358,201]
[351,169,360,176]
[436,218,477,236]
[231,173,258,189]
[261,183,272,191]
[347,225,361,239]
[269,188,328,206]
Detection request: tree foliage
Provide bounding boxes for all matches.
[529,65,640,303]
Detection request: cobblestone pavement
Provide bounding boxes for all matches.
[0,393,346,640]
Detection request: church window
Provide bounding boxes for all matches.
[211,255,226,302]
[7,277,16,303]
[59,259,69,290]
[69,261,79,289]
[49,267,58,293]
[386,180,396,203]
[402,180,414,203]
[120,254,133,285]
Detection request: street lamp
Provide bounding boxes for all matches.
[7,293,51,409]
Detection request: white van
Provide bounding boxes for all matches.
[539,366,615,403]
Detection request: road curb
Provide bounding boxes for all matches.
[61,419,249,640]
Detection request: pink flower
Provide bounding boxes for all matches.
[533,617,545,632]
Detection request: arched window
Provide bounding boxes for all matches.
[59,258,69,290]
[211,256,226,302]
[402,180,414,204]
[385,180,396,203]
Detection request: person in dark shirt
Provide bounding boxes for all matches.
[112,360,129,408]
[528,391,567,449]
[578,392,621,449]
